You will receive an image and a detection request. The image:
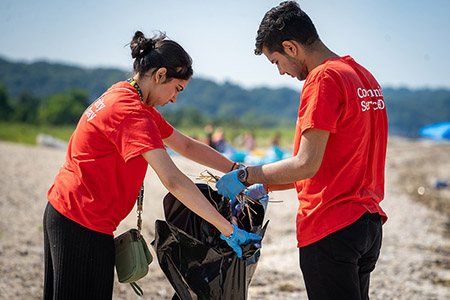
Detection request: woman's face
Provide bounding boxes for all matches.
[148,74,190,107]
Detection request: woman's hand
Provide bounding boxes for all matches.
[216,169,248,200]
[220,224,262,258]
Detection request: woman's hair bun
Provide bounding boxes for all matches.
[129,30,192,80]
[130,31,156,59]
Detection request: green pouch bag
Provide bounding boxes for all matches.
[114,185,152,296]
[114,229,153,295]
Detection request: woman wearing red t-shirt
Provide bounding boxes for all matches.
[43,31,261,300]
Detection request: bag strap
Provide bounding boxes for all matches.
[128,184,145,297]
[137,184,144,232]
[130,282,144,297]
[100,86,144,233]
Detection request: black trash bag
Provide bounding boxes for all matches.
[152,183,268,300]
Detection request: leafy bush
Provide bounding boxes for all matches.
[38,89,89,125]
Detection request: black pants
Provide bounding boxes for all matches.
[299,212,383,300]
[43,202,115,300]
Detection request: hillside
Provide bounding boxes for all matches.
[1,56,449,134]
[0,57,127,100]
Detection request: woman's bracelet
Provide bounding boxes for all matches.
[229,162,246,172]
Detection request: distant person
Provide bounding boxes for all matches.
[216,2,388,300]
[271,133,280,147]
[204,122,216,149]
[243,130,255,151]
[43,31,261,300]
[212,127,226,153]
[268,133,284,160]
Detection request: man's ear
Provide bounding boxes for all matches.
[155,68,167,84]
[281,40,298,57]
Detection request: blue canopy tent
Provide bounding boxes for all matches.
[419,122,450,140]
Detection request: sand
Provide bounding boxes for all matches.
[0,137,449,299]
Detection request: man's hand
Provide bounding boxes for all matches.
[220,224,262,258]
[230,184,269,217]
[216,169,247,199]
[244,184,268,210]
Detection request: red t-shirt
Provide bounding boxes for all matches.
[294,56,388,247]
[48,81,174,235]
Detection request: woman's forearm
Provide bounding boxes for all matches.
[165,130,235,173]
[143,148,234,237]
[162,169,234,236]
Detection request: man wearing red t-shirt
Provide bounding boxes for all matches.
[216,2,387,299]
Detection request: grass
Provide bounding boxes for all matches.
[0,122,75,145]
[0,122,296,149]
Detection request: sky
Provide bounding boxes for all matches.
[1,0,449,92]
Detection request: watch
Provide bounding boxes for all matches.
[237,167,250,187]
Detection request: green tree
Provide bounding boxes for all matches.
[179,107,207,127]
[161,107,208,127]
[0,83,12,121]
[12,91,40,123]
[38,89,89,125]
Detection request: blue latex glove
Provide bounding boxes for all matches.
[230,184,269,217]
[244,184,269,211]
[216,169,247,200]
[220,224,262,258]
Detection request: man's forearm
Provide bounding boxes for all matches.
[246,155,316,185]
[246,128,329,186]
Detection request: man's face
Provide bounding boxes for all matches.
[262,45,309,81]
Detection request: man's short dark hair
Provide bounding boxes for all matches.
[255,1,319,55]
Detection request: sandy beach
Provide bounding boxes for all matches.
[0,137,449,299]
